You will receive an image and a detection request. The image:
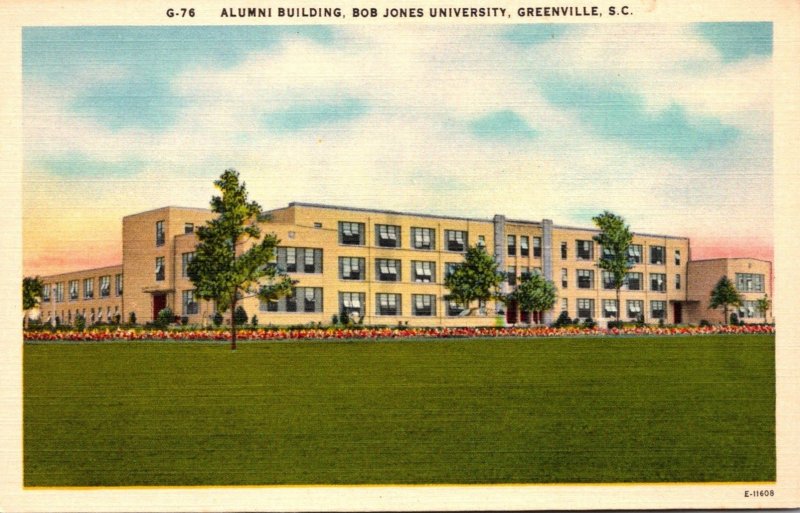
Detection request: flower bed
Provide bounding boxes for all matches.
[23,324,775,342]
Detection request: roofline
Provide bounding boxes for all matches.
[40,264,123,280]
[689,257,773,264]
[551,223,690,241]
[122,205,211,220]
[282,202,492,224]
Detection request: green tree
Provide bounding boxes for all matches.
[709,276,742,325]
[444,245,504,315]
[22,276,44,328]
[507,273,558,324]
[592,211,633,327]
[757,294,772,323]
[187,169,293,350]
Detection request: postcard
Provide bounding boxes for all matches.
[2,0,799,511]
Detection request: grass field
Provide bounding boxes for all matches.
[24,335,775,486]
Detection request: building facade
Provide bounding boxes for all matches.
[35,202,772,327]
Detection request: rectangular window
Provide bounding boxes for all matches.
[444,262,459,279]
[561,268,568,288]
[42,285,50,302]
[519,236,529,256]
[602,271,615,290]
[184,223,194,234]
[628,244,643,264]
[507,266,517,286]
[533,237,542,258]
[413,261,436,283]
[651,300,666,320]
[576,240,593,260]
[155,257,165,281]
[339,221,365,245]
[627,300,643,319]
[674,249,681,266]
[55,283,64,303]
[69,280,79,301]
[561,242,568,260]
[507,235,516,256]
[156,220,165,246]
[376,293,401,316]
[650,273,666,292]
[626,272,642,291]
[477,235,486,248]
[339,292,365,318]
[602,299,618,318]
[300,287,323,313]
[115,274,123,296]
[182,252,195,278]
[740,300,759,319]
[577,269,594,289]
[411,227,435,250]
[285,247,297,273]
[182,290,198,315]
[284,289,298,312]
[561,298,568,313]
[577,298,594,319]
[445,230,467,252]
[650,245,665,265]
[520,266,530,277]
[376,224,400,248]
[675,274,681,290]
[412,294,436,316]
[277,247,323,274]
[376,259,401,282]
[735,273,765,292]
[339,257,365,280]
[447,300,467,317]
[83,278,94,299]
[99,276,111,298]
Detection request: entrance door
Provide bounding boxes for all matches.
[673,303,683,324]
[506,301,518,325]
[153,293,167,321]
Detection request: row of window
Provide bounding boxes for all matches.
[506,235,542,258]
[735,273,765,293]
[556,242,681,266]
[339,258,463,283]
[552,269,681,292]
[42,275,122,303]
[42,305,121,324]
[563,299,667,320]
[340,222,483,251]
[155,220,195,247]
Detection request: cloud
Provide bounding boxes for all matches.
[469,110,537,141]
[264,98,369,132]
[696,22,772,62]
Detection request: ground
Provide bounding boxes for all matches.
[24,335,775,486]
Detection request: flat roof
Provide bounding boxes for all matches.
[284,202,492,224]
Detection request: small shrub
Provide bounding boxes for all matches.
[552,310,571,328]
[331,314,339,326]
[583,317,596,329]
[181,316,189,326]
[128,312,137,325]
[251,315,258,328]
[607,320,623,329]
[213,311,223,327]
[74,314,86,331]
[730,312,739,325]
[234,305,248,326]
[156,307,174,328]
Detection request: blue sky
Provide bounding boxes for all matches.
[22,23,773,273]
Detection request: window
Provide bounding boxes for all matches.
[674,249,681,266]
[413,261,435,283]
[285,248,297,273]
[182,290,198,315]
[447,300,467,317]
[561,268,568,288]
[520,236,529,256]
[627,300,643,319]
[182,252,195,277]
[277,247,323,274]
[577,269,594,289]
[411,227,435,250]
[561,242,568,260]
[99,276,110,298]
[740,300,759,319]
[155,220,165,246]
[576,240,593,260]
[444,262,459,278]
[69,280,79,301]
[184,223,194,234]
[42,285,50,302]
[83,278,94,299]
[339,221,365,245]
[376,224,400,248]
[507,235,516,256]
[412,294,435,316]
[507,266,516,286]
[577,299,594,319]
[626,272,642,291]
[650,300,666,320]
[602,271,615,290]
[314,222,322,229]
[376,259,401,282]
[628,244,643,264]
[602,299,618,318]
[533,237,542,258]
[650,245,665,265]
[301,287,322,313]
[376,293,401,316]
[736,273,764,292]
[561,298,568,313]
[675,274,681,290]
[650,273,666,292]
[339,257,364,280]
[339,292,365,318]
[521,266,530,277]
[477,235,486,247]
[155,257,165,281]
[55,283,64,303]
[446,230,467,252]
[115,274,123,296]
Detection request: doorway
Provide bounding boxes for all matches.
[153,293,167,321]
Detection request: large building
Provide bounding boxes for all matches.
[35,202,773,327]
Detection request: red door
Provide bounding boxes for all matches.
[153,294,167,321]
[506,301,518,325]
[673,303,682,324]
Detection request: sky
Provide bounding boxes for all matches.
[22,22,773,276]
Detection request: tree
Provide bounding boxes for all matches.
[592,211,633,327]
[709,276,742,325]
[757,294,772,323]
[22,276,44,328]
[187,169,294,350]
[444,245,505,315]
[507,273,558,324]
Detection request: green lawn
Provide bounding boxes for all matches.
[24,335,775,486]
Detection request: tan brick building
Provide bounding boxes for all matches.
[35,202,772,328]
[686,258,773,324]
